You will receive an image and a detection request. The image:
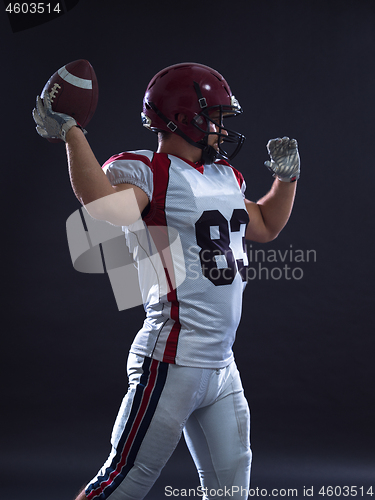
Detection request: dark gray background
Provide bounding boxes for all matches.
[1,1,374,499]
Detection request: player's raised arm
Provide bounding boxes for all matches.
[32,61,149,226]
[65,126,149,225]
[245,136,300,242]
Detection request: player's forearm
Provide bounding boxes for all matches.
[65,126,114,207]
[65,127,148,225]
[256,178,297,240]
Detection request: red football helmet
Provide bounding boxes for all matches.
[141,63,245,163]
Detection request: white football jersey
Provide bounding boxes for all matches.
[103,151,249,368]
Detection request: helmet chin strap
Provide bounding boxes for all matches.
[197,136,219,164]
[148,100,219,163]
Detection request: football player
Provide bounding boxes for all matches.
[33,63,299,500]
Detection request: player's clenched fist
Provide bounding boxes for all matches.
[264,136,300,182]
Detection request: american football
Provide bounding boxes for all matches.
[41,59,99,132]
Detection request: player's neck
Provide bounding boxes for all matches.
[157,135,202,164]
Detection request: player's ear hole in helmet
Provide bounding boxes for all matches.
[141,63,245,163]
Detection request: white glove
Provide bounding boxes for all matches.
[264,136,300,182]
[32,93,85,142]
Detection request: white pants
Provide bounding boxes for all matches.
[85,354,251,500]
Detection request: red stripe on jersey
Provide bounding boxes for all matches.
[102,152,154,171]
[162,302,181,363]
[143,153,181,364]
[215,159,245,190]
[169,154,205,174]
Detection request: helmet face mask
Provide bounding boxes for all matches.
[192,102,245,162]
[141,63,245,163]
